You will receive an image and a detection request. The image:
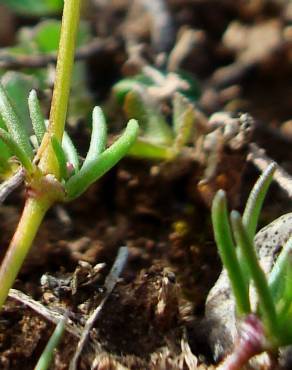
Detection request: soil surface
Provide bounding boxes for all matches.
[0,1,292,369]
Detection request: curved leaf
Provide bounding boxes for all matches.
[65,119,138,200]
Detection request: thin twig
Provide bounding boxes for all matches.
[0,167,25,204]
[0,38,119,69]
[8,288,81,338]
[69,246,129,370]
[248,143,292,198]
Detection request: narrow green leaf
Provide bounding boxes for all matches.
[62,131,79,172]
[28,90,46,146]
[243,163,276,238]
[0,83,33,159]
[0,128,33,172]
[276,251,292,344]
[0,114,12,163]
[0,140,11,162]
[279,251,292,315]
[283,257,292,303]
[127,138,175,160]
[231,210,278,336]
[65,119,139,200]
[269,236,292,302]
[238,163,277,288]
[211,190,250,315]
[83,106,107,168]
[34,316,67,370]
[51,135,68,180]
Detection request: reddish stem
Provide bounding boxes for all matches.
[219,315,268,370]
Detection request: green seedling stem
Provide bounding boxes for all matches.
[34,315,67,370]
[211,190,251,316]
[38,0,82,176]
[0,0,81,309]
[48,0,81,143]
[0,197,51,308]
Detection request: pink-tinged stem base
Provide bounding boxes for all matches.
[218,315,268,370]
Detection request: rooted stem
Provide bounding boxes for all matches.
[0,197,51,308]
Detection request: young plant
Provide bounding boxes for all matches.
[113,66,201,104]
[113,67,199,161]
[0,0,138,309]
[212,163,292,368]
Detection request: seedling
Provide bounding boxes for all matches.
[113,67,200,160]
[212,163,292,368]
[0,0,138,309]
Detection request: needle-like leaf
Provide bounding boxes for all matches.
[82,106,107,168]
[28,89,46,146]
[62,131,79,173]
[243,163,276,239]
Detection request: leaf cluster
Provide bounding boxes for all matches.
[0,83,138,201]
[212,163,292,352]
[113,67,200,160]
